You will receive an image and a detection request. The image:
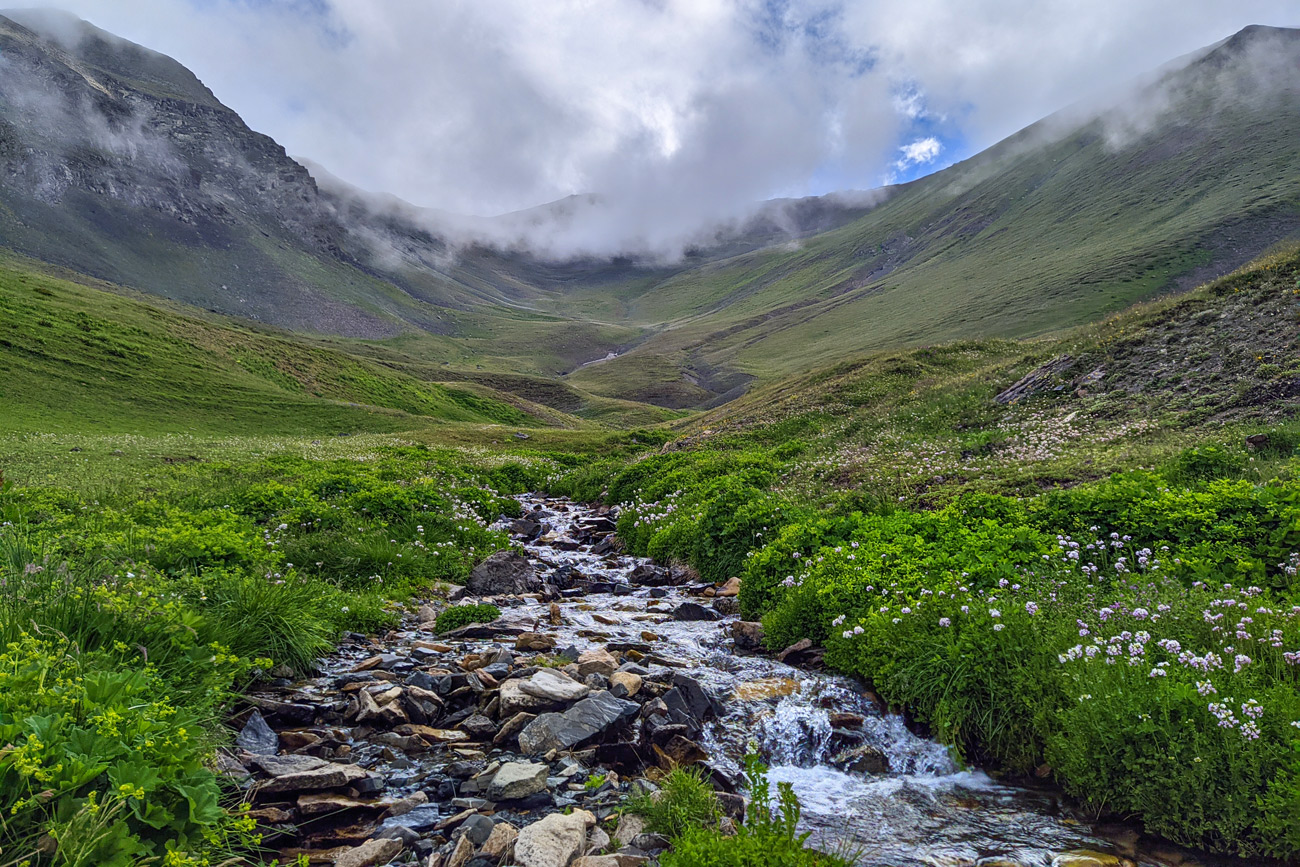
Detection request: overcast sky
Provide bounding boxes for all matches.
[11,1,1300,253]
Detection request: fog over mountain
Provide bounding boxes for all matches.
[7,1,1297,260]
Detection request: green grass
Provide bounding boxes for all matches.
[0,257,593,435]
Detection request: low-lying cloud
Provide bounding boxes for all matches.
[7,0,1300,260]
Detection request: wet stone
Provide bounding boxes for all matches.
[236,710,279,755]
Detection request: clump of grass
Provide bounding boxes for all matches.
[623,767,721,840]
[434,603,501,634]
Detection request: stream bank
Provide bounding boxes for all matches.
[224,496,1246,867]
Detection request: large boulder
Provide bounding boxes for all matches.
[467,550,541,596]
[515,809,596,867]
[518,691,640,755]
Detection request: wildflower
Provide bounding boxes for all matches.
[989,609,1001,618]
[853,625,864,635]
[993,624,1005,631]
[1149,668,1167,677]
[1234,654,1252,673]
[939,618,951,627]
[1025,601,1039,615]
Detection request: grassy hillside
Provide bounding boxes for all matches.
[0,256,575,435]
[566,26,1300,403]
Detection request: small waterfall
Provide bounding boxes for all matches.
[758,700,836,765]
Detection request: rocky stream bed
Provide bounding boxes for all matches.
[222,497,1252,867]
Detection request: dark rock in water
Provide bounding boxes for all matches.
[671,602,721,622]
[832,743,890,774]
[467,550,542,596]
[584,582,617,594]
[627,563,673,586]
[701,761,742,793]
[712,597,740,616]
[517,690,640,755]
[591,535,621,555]
[632,833,671,852]
[668,674,722,722]
[611,584,637,597]
[731,621,765,651]
[509,517,544,540]
[236,710,279,756]
[548,564,580,590]
[776,638,825,668]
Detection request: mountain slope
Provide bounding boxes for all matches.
[0,253,585,434]
[566,25,1300,401]
[0,14,1296,412]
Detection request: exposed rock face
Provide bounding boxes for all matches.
[514,809,596,867]
[467,551,541,596]
[333,838,404,867]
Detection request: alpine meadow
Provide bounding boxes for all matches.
[1,7,1299,867]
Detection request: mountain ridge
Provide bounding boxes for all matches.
[0,14,1297,409]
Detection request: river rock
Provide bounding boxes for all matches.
[235,710,279,755]
[480,821,520,860]
[515,809,596,867]
[577,647,618,678]
[458,813,497,845]
[500,679,564,717]
[575,856,649,867]
[467,550,541,596]
[518,632,558,652]
[654,734,708,768]
[671,602,721,622]
[627,563,673,586]
[776,638,824,667]
[832,743,890,774]
[716,576,741,597]
[494,711,537,746]
[518,691,640,755]
[520,668,592,703]
[250,754,366,793]
[488,761,550,800]
[609,671,642,698]
[333,838,404,867]
[712,597,740,616]
[612,814,647,848]
[731,621,765,650]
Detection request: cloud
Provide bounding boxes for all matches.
[895,136,942,169]
[6,0,1299,259]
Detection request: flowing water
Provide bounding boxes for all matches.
[490,496,1243,867]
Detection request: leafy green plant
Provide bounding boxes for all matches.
[658,756,852,867]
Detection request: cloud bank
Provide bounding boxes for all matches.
[7,0,1299,259]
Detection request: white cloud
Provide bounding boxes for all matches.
[7,0,1299,257]
[895,136,942,169]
